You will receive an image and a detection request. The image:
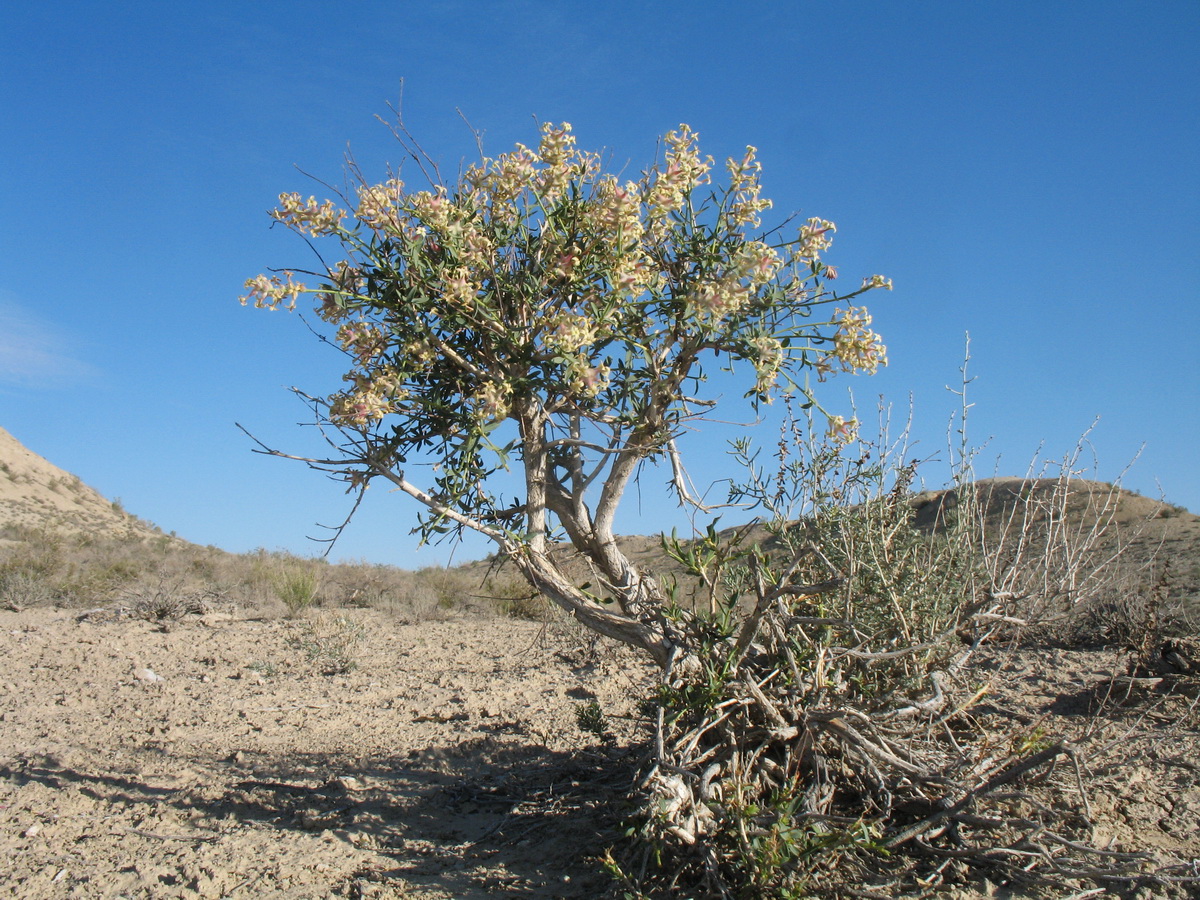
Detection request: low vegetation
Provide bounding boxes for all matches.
[0,524,527,621]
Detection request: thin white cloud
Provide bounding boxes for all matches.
[0,289,99,388]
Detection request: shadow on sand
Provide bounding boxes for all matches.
[4,736,641,898]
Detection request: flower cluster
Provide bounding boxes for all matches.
[336,321,388,364]
[749,334,785,395]
[725,146,772,228]
[474,379,511,422]
[271,193,344,237]
[410,188,454,233]
[594,178,644,242]
[732,240,782,283]
[464,145,539,206]
[797,218,837,261]
[240,272,306,311]
[563,356,611,399]
[442,268,480,309]
[355,179,404,229]
[686,276,751,323]
[545,313,598,355]
[536,123,584,202]
[647,125,712,227]
[328,368,407,427]
[329,388,387,426]
[830,306,888,374]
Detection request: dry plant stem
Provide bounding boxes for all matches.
[240,432,678,665]
[884,742,1067,850]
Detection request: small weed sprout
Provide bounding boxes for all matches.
[247,660,278,678]
[574,699,613,743]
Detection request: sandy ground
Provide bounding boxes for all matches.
[0,606,653,899]
[2,604,1198,899]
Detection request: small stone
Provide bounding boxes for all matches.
[23,823,41,838]
[338,775,369,792]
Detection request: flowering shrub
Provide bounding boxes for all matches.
[242,121,890,664]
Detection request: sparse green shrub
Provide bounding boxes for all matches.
[574,699,613,743]
[273,566,321,617]
[610,394,1168,897]
[289,612,365,674]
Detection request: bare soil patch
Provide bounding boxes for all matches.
[2,603,1198,898]
[0,606,653,898]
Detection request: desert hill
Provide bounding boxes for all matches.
[0,426,161,540]
[464,476,1200,621]
[2,424,1197,619]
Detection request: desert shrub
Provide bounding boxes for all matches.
[272,565,322,616]
[410,565,482,609]
[288,612,366,674]
[606,401,1182,897]
[328,559,393,608]
[0,527,65,581]
[241,117,1186,895]
[322,559,472,619]
[0,570,54,609]
[123,579,213,625]
[490,584,553,621]
[59,556,145,604]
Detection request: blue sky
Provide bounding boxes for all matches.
[2,1,1196,567]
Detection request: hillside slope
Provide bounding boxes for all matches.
[0,426,159,539]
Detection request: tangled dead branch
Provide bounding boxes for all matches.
[611,591,1199,897]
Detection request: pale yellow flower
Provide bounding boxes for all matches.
[826,415,859,444]
[545,313,598,355]
[473,379,512,422]
[239,272,306,310]
[442,268,479,309]
[356,179,405,229]
[725,146,772,228]
[271,193,344,236]
[797,218,836,260]
[329,388,391,426]
[336,321,387,363]
[831,306,888,374]
[733,241,781,285]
